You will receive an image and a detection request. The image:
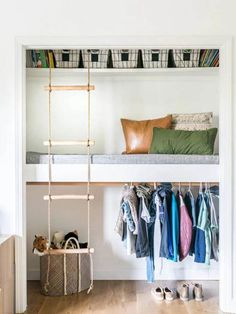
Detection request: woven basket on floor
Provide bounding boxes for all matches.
[40,237,91,296]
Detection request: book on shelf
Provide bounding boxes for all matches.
[26,50,33,68]
[28,49,56,68]
[31,50,37,67]
[48,50,55,68]
[200,49,219,67]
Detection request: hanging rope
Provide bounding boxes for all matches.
[87,51,94,294]
[87,50,91,249]
[45,66,52,294]
[47,66,52,246]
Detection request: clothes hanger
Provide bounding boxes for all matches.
[199,182,202,194]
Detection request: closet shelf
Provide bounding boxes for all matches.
[25,163,219,183]
[27,67,219,78]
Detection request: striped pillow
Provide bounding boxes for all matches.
[171,112,213,131]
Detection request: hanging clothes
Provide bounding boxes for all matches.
[194,192,211,265]
[204,193,212,265]
[122,184,139,235]
[146,189,157,282]
[184,189,197,256]
[116,182,219,284]
[170,192,179,262]
[115,185,139,255]
[208,191,219,261]
[179,192,192,261]
[156,183,173,259]
[135,184,153,258]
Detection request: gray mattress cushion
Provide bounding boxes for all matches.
[26,152,219,164]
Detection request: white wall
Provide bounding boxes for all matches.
[26,70,219,154]
[1,0,236,312]
[27,185,219,281]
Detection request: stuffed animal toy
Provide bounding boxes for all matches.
[32,235,48,256]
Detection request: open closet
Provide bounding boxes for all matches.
[25,47,220,300]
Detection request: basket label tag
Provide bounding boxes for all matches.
[183,51,191,61]
[91,53,98,62]
[121,52,129,61]
[62,50,70,62]
[152,52,160,62]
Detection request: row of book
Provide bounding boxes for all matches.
[26,50,56,68]
[199,49,219,67]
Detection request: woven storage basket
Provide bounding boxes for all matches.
[53,50,80,68]
[142,49,169,68]
[172,49,200,68]
[40,238,91,296]
[111,49,138,68]
[82,49,109,68]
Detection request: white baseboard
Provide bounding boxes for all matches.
[28,268,219,281]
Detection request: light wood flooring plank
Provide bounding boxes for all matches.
[24,280,219,314]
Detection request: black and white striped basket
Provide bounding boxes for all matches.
[53,50,80,68]
[82,49,109,68]
[111,49,138,68]
[142,49,169,68]
[172,49,200,68]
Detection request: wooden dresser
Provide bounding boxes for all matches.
[0,236,15,314]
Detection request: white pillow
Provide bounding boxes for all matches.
[171,112,213,131]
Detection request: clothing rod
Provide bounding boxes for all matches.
[27,181,219,186]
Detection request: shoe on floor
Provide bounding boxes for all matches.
[164,287,174,301]
[151,287,164,301]
[193,283,203,301]
[177,283,189,301]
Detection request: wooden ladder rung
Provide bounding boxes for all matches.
[43,248,95,255]
[43,140,95,146]
[43,194,94,201]
[44,85,95,91]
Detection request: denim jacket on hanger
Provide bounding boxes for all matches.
[135,184,153,258]
[194,192,211,264]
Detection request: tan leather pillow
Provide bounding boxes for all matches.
[121,115,172,154]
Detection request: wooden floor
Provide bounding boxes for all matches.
[25,280,219,314]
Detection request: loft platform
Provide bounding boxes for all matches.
[25,152,219,183]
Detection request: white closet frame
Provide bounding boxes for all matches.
[15,36,233,313]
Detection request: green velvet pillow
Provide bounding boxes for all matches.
[149,128,218,155]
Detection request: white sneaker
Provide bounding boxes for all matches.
[192,283,204,301]
[151,287,164,301]
[164,287,174,301]
[177,283,189,301]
